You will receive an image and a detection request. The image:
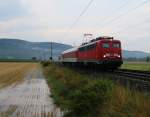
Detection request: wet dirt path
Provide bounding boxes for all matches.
[0,66,62,117]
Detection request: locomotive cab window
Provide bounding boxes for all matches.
[113,43,120,48]
[102,43,109,48]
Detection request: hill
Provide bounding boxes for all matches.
[122,50,150,58]
[0,38,72,60]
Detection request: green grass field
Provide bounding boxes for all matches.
[121,62,150,71]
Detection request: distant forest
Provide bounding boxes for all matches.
[124,56,150,62]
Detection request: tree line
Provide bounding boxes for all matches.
[124,56,150,62]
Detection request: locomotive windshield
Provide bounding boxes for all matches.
[113,43,120,48]
[102,43,109,48]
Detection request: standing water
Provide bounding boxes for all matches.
[0,67,62,117]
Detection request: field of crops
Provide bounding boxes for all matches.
[121,62,150,71]
[0,62,38,88]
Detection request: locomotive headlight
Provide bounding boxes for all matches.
[103,55,106,58]
[118,55,121,58]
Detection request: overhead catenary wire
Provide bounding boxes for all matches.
[63,0,94,38]
[69,0,94,30]
[63,0,129,43]
[98,0,150,29]
[112,18,150,35]
[91,0,131,30]
[63,0,150,44]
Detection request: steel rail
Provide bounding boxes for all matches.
[114,69,150,82]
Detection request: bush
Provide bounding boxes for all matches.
[41,61,50,67]
[65,80,113,117]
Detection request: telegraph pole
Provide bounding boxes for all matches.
[50,42,53,61]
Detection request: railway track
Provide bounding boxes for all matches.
[110,69,150,92]
[69,65,150,91]
[55,63,150,92]
[114,69,150,82]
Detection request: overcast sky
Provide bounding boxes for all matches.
[0,0,150,52]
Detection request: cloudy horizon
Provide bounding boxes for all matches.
[0,0,150,52]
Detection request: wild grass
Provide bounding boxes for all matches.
[43,63,113,117]
[0,62,38,88]
[43,63,150,117]
[121,62,150,71]
[102,85,150,117]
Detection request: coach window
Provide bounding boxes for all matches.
[102,43,109,48]
[93,44,96,49]
[86,45,90,50]
[113,43,120,48]
[89,44,96,50]
[79,47,82,51]
[88,45,91,50]
[85,46,87,51]
[79,47,86,52]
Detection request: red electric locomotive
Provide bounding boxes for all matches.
[61,36,123,68]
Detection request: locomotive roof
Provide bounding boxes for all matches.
[79,39,120,48]
[79,41,97,48]
[62,38,120,54]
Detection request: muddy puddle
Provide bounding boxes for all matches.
[0,67,62,117]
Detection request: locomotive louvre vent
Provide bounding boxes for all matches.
[96,36,113,41]
[90,39,96,42]
[82,42,88,45]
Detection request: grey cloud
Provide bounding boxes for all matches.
[0,0,28,20]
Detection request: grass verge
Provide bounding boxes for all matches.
[121,62,150,71]
[43,62,150,117]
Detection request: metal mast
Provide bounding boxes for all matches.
[50,42,53,60]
